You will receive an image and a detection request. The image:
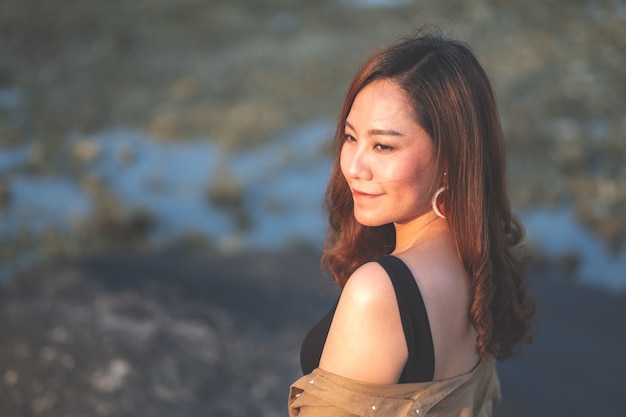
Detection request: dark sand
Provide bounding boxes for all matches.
[0,249,624,417]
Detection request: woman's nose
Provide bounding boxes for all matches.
[344,148,373,180]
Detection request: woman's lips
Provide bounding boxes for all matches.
[351,189,380,199]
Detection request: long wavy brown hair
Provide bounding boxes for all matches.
[321,27,535,360]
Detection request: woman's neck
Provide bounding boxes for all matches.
[393,211,450,254]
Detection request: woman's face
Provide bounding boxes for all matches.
[340,78,436,227]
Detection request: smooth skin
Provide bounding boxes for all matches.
[319,79,479,384]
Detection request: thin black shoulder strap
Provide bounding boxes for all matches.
[375,255,435,383]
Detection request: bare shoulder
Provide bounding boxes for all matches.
[329,261,400,333]
[341,261,397,304]
[319,261,408,384]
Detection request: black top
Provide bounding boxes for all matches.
[300,255,435,383]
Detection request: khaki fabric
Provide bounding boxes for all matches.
[288,358,500,417]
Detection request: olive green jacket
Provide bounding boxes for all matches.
[288,358,500,417]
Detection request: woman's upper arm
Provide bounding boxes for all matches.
[318,262,408,384]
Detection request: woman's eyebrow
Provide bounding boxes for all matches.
[344,120,405,137]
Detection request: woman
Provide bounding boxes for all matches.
[289,27,535,417]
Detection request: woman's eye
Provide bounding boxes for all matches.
[342,134,356,143]
[374,143,393,151]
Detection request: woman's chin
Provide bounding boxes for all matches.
[354,214,387,228]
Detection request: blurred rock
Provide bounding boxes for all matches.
[1,249,625,416]
[0,248,334,417]
[0,178,10,208]
[26,142,45,170]
[90,359,131,393]
[149,110,181,140]
[170,77,200,102]
[207,168,244,211]
[89,200,155,245]
[72,138,101,164]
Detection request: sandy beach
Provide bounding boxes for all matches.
[1,248,624,417]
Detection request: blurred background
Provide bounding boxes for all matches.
[1,0,625,290]
[0,0,625,416]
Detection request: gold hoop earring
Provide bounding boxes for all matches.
[432,187,446,219]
